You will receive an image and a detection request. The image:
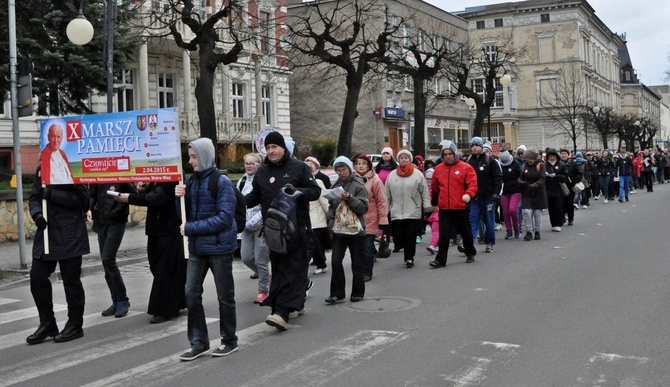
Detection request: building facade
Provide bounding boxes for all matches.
[0,0,291,173]
[286,0,470,158]
[456,0,624,152]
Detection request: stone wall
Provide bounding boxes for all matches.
[0,190,147,244]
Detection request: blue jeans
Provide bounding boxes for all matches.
[185,253,237,351]
[469,199,496,245]
[97,222,128,303]
[598,176,609,199]
[619,175,631,199]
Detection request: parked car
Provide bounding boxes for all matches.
[320,168,339,185]
[367,154,382,168]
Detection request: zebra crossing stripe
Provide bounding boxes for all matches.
[83,322,303,387]
[442,341,521,386]
[0,317,216,386]
[0,298,20,306]
[239,330,407,387]
[0,304,68,325]
[0,311,143,351]
[575,352,653,386]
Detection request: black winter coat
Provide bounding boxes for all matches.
[467,153,503,200]
[501,160,522,195]
[127,182,181,237]
[518,160,548,210]
[544,160,568,198]
[90,183,135,226]
[29,167,90,261]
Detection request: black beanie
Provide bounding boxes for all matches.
[264,131,286,149]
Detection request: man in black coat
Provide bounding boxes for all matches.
[245,132,320,331]
[27,167,90,344]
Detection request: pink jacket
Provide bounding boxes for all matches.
[359,170,388,235]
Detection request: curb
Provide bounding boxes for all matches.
[0,250,148,291]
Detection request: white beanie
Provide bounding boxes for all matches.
[516,144,527,153]
[397,149,413,160]
[424,168,434,179]
[483,141,493,153]
[333,155,354,173]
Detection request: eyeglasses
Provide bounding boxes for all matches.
[335,169,349,174]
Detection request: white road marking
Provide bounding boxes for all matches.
[441,341,521,386]
[0,311,143,351]
[0,304,68,325]
[84,322,302,387]
[239,330,407,387]
[575,352,653,386]
[0,317,216,387]
[0,298,20,306]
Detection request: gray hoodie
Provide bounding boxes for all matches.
[189,138,216,171]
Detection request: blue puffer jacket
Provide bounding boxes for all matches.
[184,166,238,256]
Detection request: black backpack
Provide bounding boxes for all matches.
[189,169,246,233]
[263,185,305,254]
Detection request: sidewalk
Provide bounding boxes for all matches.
[0,226,149,289]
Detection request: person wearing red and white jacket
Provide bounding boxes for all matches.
[428,140,478,268]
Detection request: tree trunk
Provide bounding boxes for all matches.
[337,71,364,156]
[195,33,218,153]
[601,132,609,151]
[472,105,486,138]
[412,75,426,157]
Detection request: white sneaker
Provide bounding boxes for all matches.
[604,199,608,203]
[552,226,561,232]
[313,267,328,275]
[265,314,287,331]
[594,195,599,200]
[494,223,503,231]
[288,309,305,319]
[582,205,588,209]
[426,245,437,254]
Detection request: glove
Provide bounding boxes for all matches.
[284,183,296,194]
[34,213,48,229]
[42,186,52,200]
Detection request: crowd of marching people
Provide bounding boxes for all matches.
[25,129,670,362]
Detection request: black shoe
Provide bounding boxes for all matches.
[54,323,83,343]
[618,198,624,203]
[305,279,314,298]
[350,295,364,302]
[250,272,259,279]
[101,304,116,317]
[534,232,541,240]
[150,315,168,324]
[567,220,573,226]
[457,245,466,253]
[465,256,475,263]
[429,260,446,268]
[523,232,533,241]
[392,247,403,253]
[363,275,372,282]
[115,301,130,318]
[26,321,59,345]
[405,260,414,268]
[625,197,629,202]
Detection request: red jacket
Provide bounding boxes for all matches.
[431,160,478,210]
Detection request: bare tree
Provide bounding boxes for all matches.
[539,64,588,152]
[381,24,456,157]
[586,106,619,150]
[148,0,244,148]
[443,37,520,139]
[285,0,398,156]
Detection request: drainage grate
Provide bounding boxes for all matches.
[339,296,421,313]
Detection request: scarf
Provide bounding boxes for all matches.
[396,164,415,177]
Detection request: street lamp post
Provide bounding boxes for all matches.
[497,74,512,142]
[66,0,114,113]
[465,97,476,143]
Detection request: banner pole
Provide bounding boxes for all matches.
[179,181,188,259]
[42,185,49,255]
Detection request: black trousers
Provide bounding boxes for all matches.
[435,209,476,265]
[307,228,329,269]
[329,234,365,299]
[392,219,422,262]
[147,235,186,317]
[563,192,576,222]
[30,256,85,327]
[547,196,564,227]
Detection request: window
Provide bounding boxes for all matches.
[433,34,443,50]
[435,78,444,95]
[116,69,134,112]
[471,78,504,108]
[158,73,174,108]
[484,45,497,62]
[0,150,11,169]
[386,78,394,91]
[155,0,171,13]
[261,85,272,125]
[541,13,550,23]
[0,96,5,116]
[404,75,413,91]
[403,25,411,47]
[395,97,402,109]
[476,20,485,30]
[231,83,244,118]
[386,95,393,108]
[494,18,503,28]
[260,11,272,54]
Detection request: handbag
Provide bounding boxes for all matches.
[572,181,585,193]
[559,182,570,197]
[332,201,363,235]
[377,237,392,258]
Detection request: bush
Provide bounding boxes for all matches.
[298,137,338,166]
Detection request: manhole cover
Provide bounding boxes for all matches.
[339,296,421,313]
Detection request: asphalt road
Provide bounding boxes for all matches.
[1,185,669,386]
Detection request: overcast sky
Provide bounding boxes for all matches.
[426,0,670,86]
